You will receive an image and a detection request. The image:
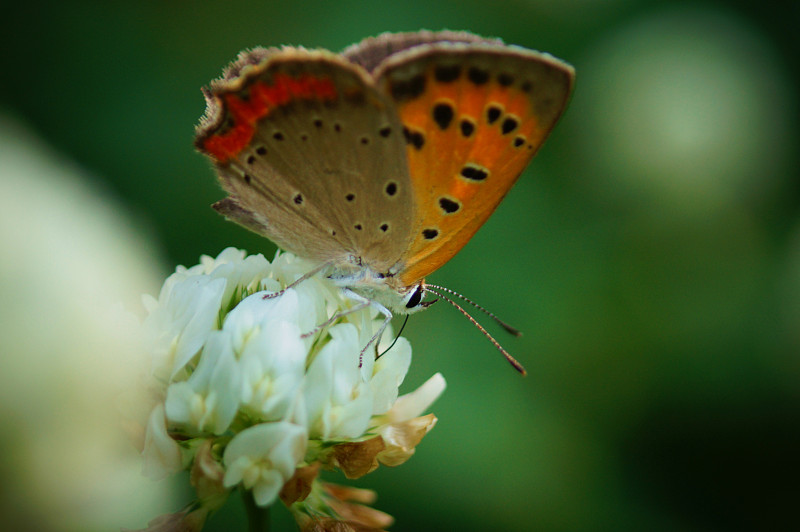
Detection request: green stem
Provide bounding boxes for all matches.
[242,490,271,532]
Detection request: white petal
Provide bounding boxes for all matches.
[370,337,412,415]
[302,339,335,432]
[223,290,300,354]
[331,384,375,440]
[222,422,306,507]
[267,423,308,478]
[164,381,197,425]
[384,373,447,423]
[206,337,242,433]
[142,404,182,480]
[165,331,241,434]
[223,422,307,469]
[251,469,284,506]
[326,324,362,402]
[168,276,227,378]
[238,320,307,420]
[301,323,380,440]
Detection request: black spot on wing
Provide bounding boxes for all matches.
[486,104,502,124]
[501,116,519,135]
[498,73,514,86]
[467,67,489,85]
[460,164,489,181]
[432,102,454,130]
[422,228,439,240]
[402,126,425,150]
[390,74,426,101]
[434,64,461,82]
[460,119,475,138]
[439,197,460,214]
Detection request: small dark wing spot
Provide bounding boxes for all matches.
[422,228,439,240]
[354,223,363,231]
[273,132,284,141]
[385,182,398,196]
[514,136,526,147]
[432,102,454,130]
[345,89,366,105]
[334,123,342,132]
[467,67,489,85]
[460,119,475,138]
[439,197,460,214]
[411,131,425,149]
[360,137,369,145]
[246,155,256,165]
[300,134,308,141]
[390,74,426,101]
[379,126,391,137]
[380,223,389,232]
[403,126,425,149]
[486,104,502,124]
[501,116,519,135]
[346,193,355,202]
[293,194,303,205]
[434,64,461,82]
[521,81,533,93]
[498,73,514,86]
[314,119,323,128]
[256,146,267,155]
[244,174,252,184]
[460,164,489,181]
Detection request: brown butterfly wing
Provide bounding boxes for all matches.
[196,48,415,273]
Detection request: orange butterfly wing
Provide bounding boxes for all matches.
[375,46,574,286]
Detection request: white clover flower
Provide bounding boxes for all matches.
[303,323,376,441]
[136,248,445,530]
[164,330,241,435]
[222,422,308,506]
[143,275,226,381]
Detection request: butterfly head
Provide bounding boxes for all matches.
[400,281,438,313]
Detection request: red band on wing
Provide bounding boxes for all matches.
[202,73,338,162]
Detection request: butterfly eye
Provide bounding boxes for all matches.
[404,284,425,309]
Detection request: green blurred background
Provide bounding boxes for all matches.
[2,0,798,530]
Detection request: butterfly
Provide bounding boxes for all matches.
[195,31,574,374]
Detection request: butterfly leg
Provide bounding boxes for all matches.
[262,261,331,300]
[340,289,394,368]
[299,298,372,339]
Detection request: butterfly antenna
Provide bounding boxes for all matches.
[424,283,522,337]
[424,287,527,376]
[377,315,410,359]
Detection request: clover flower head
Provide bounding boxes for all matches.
[135,248,445,531]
